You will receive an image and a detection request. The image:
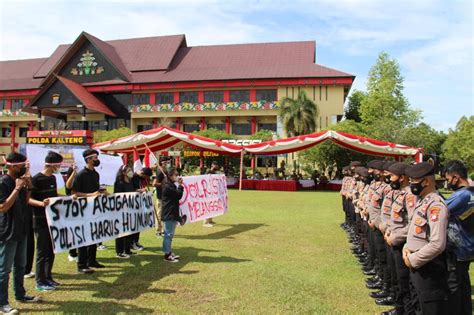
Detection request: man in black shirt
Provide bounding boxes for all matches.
[72,149,105,274]
[0,153,41,314]
[28,151,63,291]
[129,167,152,250]
[153,157,170,237]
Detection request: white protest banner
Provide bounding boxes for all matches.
[45,192,155,253]
[179,174,228,223]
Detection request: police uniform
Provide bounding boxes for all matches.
[404,163,449,315]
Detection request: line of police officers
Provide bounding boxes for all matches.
[340,160,471,315]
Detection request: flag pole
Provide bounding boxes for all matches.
[239,150,244,191]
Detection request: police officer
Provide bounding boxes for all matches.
[340,166,351,229]
[353,167,371,264]
[403,162,449,315]
[383,162,417,315]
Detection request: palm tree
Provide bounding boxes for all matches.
[278,90,318,136]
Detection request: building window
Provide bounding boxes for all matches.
[313,86,316,100]
[258,123,277,132]
[204,91,224,103]
[89,121,107,131]
[207,123,225,131]
[319,86,322,101]
[19,128,29,138]
[256,90,277,102]
[155,92,174,104]
[325,86,328,100]
[67,121,83,130]
[180,92,198,103]
[1,128,11,137]
[183,124,200,133]
[137,124,153,132]
[11,99,24,111]
[132,94,150,105]
[230,90,250,102]
[232,123,251,135]
[0,100,6,110]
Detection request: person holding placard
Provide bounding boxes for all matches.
[129,167,153,251]
[71,149,106,274]
[161,168,184,263]
[28,151,63,291]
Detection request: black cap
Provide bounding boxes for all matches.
[383,161,396,171]
[141,167,153,177]
[367,160,384,170]
[405,162,435,179]
[388,162,408,175]
[350,161,362,167]
[356,166,369,177]
[6,152,26,164]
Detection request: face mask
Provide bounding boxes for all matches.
[384,176,391,184]
[127,171,134,179]
[447,178,459,191]
[390,180,401,190]
[93,160,101,167]
[364,177,372,184]
[368,173,374,181]
[410,180,425,196]
[53,167,60,174]
[374,173,381,181]
[17,166,26,177]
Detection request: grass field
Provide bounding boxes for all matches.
[10,190,473,314]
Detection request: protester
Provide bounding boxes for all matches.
[28,151,63,291]
[161,168,184,262]
[203,161,220,227]
[153,157,171,237]
[113,165,137,259]
[443,160,473,315]
[0,153,41,315]
[65,163,78,263]
[71,149,106,274]
[130,167,152,250]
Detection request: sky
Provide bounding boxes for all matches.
[0,0,472,131]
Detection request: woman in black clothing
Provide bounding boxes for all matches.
[113,165,136,258]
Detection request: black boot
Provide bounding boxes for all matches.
[366,280,383,290]
[363,268,376,276]
[375,296,395,306]
[370,289,389,299]
[380,308,397,315]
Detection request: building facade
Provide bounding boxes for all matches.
[0,32,354,160]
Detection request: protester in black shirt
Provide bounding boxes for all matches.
[203,161,220,227]
[72,149,106,274]
[65,163,79,262]
[28,151,63,291]
[0,153,41,314]
[161,168,185,262]
[113,165,136,258]
[129,167,152,251]
[152,157,170,237]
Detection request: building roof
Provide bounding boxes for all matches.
[0,33,354,91]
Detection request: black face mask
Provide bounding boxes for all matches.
[390,180,401,190]
[17,166,27,177]
[384,176,391,184]
[410,181,425,196]
[374,173,381,181]
[93,160,101,167]
[447,178,460,191]
[368,173,374,181]
[364,177,372,184]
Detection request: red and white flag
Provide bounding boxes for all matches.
[143,147,158,168]
[133,148,143,173]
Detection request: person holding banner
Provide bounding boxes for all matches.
[113,165,137,259]
[71,149,106,274]
[129,167,153,251]
[203,161,220,227]
[153,157,171,237]
[161,168,184,263]
[65,163,78,263]
[28,151,64,292]
[0,153,41,315]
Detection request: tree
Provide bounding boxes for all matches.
[344,90,366,122]
[298,120,369,177]
[400,123,447,156]
[442,115,474,171]
[249,129,274,141]
[278,90,318,136]
[192,128,235,140]
[359,52,421,142]
[93,127,133,143]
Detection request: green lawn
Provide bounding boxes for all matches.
[11,190,473,314]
